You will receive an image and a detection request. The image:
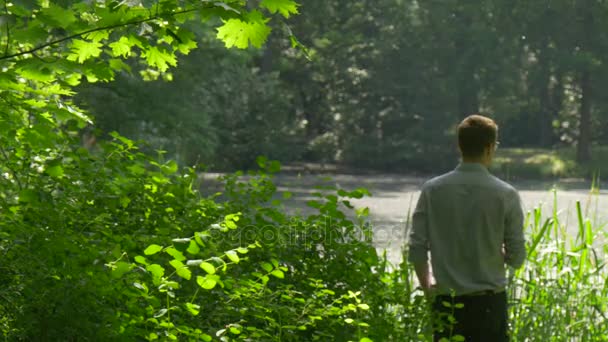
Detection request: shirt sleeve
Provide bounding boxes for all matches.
[408,187,429,264]
[504,189,526,269]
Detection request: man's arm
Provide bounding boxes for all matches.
[504,189,526,269]
[408,187,433,289]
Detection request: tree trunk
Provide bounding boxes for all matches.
[577,71,592,163]
[538,63,553,147]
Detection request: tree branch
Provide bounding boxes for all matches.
[0,6,204,62]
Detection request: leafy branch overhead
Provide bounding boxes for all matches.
[0,0,301,139]
[0,0,299,69]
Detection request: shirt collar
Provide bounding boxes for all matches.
[455,162,490,174]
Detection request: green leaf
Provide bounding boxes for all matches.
[45,164,64,177]
[261,262,273,273]
[109,59,131,73]
[144,46,177,72]
[134,255,148,265]
[83,30,109,43]
[109,36,133,58]
[186,240,200,255]
[225,250,240,264]
[110,261,133,278]
[185,303,200,316]
[270,269,284,279]
[165,247,186,261]
[169,259,191,280]
[356,207,370,217]
[15,60,55,82]
[268,160,281,173]
[146,264,165,285]
[216,11,271,49]
[224,217,238,229]
[256,156,267,168]
[357,303,370,310]
[160,281,180,291]
[194,232,207,247]
[67,39,103,63]
[174,29,198,54]
[260,0,299,18]
[200,262,216,275]
[144,244,163,255]
[197,275,217,290]
[360,338,373,342]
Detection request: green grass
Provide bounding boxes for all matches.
[490,146,608,180]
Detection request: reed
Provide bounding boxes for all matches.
[509,189,608,341]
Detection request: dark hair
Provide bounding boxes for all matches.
[457,114,498,158]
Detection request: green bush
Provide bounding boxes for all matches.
[0,123,405,340]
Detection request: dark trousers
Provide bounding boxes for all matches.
[432,291,508,342]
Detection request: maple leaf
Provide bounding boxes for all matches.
[216,10,271,49]
[83,30,109,43]
[174,29,198,55]
[67,40,103,63]
[109,36,133,58]
[144,46,177,72]
[15,59,55,83]
[260,0,299,18]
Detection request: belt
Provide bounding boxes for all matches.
[463,288,505,297]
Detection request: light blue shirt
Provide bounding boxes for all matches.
[408,162,526,295]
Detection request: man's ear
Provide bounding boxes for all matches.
[484,145,493,160]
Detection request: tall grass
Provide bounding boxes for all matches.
[509,190,608,341]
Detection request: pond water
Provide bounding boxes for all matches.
[201,172,608,264]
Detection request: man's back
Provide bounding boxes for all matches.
[408,163,526,295]
[408,115,526,341]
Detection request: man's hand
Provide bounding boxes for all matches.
[414,261,436,298]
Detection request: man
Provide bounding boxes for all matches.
[407,114,526,341]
